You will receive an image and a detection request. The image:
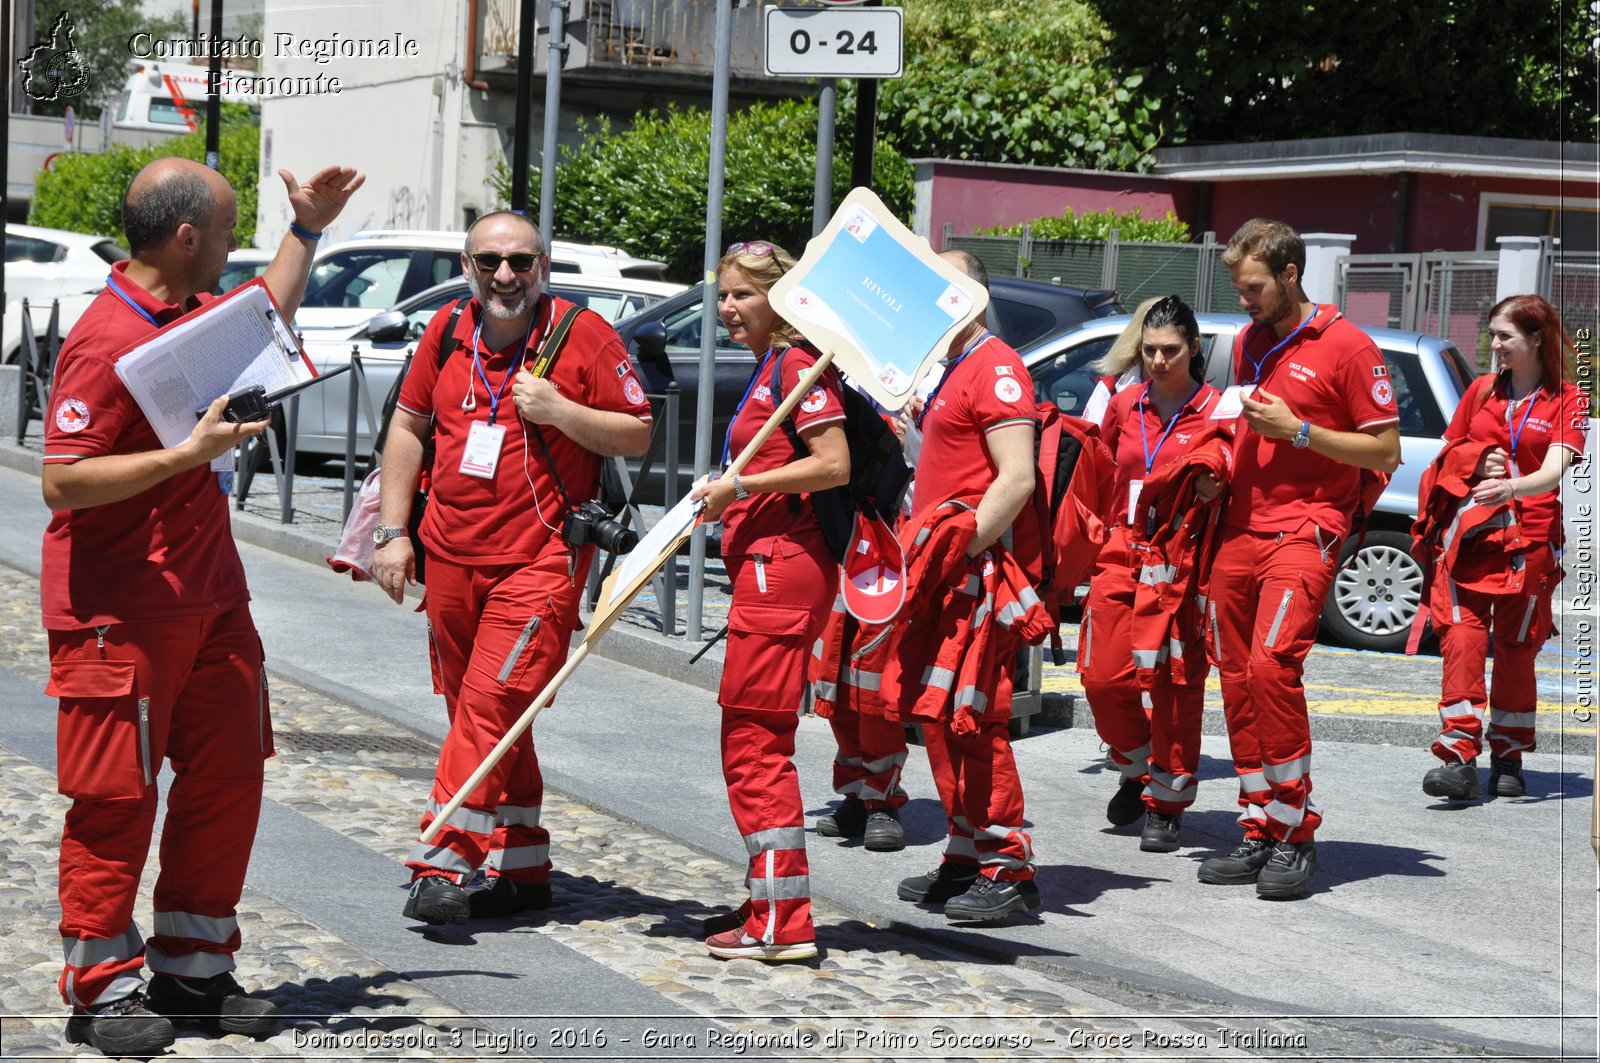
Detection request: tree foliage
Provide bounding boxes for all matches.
[1088,0,1599,143]
[30,105,262,246]
[23,2,186,120]
[979,208,1191,243]
[496,98,914,282]
[871,0,1162,170]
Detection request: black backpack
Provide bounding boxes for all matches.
[770,345,913,562]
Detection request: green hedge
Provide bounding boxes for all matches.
[979,207,1191,243]
[496,98,914,283]
[29,104,261,247]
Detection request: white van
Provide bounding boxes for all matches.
[113,60,256,133]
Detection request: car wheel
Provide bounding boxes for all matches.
[1320,529,1424,652]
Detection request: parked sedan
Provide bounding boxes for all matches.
[1020,313,1480,652]
[617,276,1121,495]
[4,224,126,304]
[291,273,685,460]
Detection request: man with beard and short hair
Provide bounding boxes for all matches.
[374,210,652,926]
[1196,218,1400,899]
[42,155,363,1058]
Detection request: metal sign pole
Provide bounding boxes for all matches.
[537,0,569,251]
[510,0,537,211]
[813,78,836,235]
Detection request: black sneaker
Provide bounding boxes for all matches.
[1255,840,1318,899]
[1105,778,1145,827]
[468,876,553,918]
[816,795,868,838]
[896,863,980,904]
[403,874,470,925]
[1197,836,1275,885]
[147,971,280,1037]
[943,875,1043,923]
[863,809,905,852]
[1423,758,1481,801]
[1139,810,1183,853]
[1488,754,1526,798]
[64,991,176,1057]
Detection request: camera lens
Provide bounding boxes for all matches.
[597,519,639,555]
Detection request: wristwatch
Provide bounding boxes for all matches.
[1291,420,1312,449]
[373,524,408,547]
[731,473,750,500]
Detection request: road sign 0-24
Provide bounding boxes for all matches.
[763,6,904,79]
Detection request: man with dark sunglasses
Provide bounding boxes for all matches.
[374,210,652,926]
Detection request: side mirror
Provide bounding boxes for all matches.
[633,320,672,374]
[365,310,409,343]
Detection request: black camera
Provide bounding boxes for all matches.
[563,500,639,554]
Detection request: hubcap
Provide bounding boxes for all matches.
[1332,544,1423,637]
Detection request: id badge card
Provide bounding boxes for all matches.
[1127,479,1144,525]
[1211,384,1256,421]
[460,421,506,479]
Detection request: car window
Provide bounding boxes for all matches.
[990,297,1058,350]
[91,240,128,265]
[215,261,269,293]
[425,251,460,290]
[555,290,628,322]
[6,235,63,264]
[401,288,466,340]
[1380,349,1444,436]
[1031,337,1112,416]
[659,299,739,356]
[303,250,411,310]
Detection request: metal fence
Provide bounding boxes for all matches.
[1418,253,1501,371]
[1552,252,1600,347]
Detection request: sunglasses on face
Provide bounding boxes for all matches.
[726,241,775,257]
[469,251,544,273]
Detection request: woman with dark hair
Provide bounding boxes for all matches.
[690,241,849,961]
[1078,294,1223,851]
[1421,294,1589,801]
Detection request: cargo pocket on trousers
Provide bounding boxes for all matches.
[48,658,146,801]
[723,598,815,714]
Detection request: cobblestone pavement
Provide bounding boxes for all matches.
[0,560,1407,1063]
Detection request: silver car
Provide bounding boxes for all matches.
[1021,313,1480,652]
[291,274,683,461]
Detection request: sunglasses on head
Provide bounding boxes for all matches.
[469,251,544,273]
[726,241,775,257]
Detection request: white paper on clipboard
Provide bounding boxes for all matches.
[608,488,703,607]
[112,280,315,450]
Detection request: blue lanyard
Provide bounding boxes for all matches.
[1506,386,1539,458]
[468,316,535,426]
[105,275,161,327]
[721,349,776,467]
[917,329,994,429]
[1138,380,1201,474]
[1245,306,1318,384]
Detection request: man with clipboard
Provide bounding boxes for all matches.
[40,157,363,1057]
[373,211,652,928]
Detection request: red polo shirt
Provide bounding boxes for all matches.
[1446,373,1589,544]
[1222,306,1398,536]
[911,333,1037,519]
[1100,381,1221,525]
[41,263,244,629]
[720,342,846,557]
[397,294,652,566]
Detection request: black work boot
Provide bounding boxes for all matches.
[1197,836,1275,885]
[815,795,868,838]
[1488,754,1526,798]
[468,876,553,918]
[1105,777,1145,827]
[897,862,979,904]
[1422,758,1481,801]
[1255,840,1319,899]
[403,874,470,925]
[64,992,176,1057]
[146,971,281,1037]
[943,875,1043,923]
[1139,810,1183,853]
[863,808,905,851]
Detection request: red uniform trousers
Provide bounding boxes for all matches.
[1080,528,1206,814]
[719,535,835,946]
[1430,545,1558,764]
[50,605,271,1008]
[1207,522,1339,844]
[407,540,584,886]
[921,712,1034,881]
[826,708,909,810]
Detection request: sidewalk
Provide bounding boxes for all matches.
[0,439,1594,1061]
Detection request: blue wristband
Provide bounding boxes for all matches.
[289,220,322,240]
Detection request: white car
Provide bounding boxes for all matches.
[5,224,126,305]
[290,273,684,460]
[292,229,671,335]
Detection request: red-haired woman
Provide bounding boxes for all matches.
[1423,295,1589,801]
[692,240,849,961]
